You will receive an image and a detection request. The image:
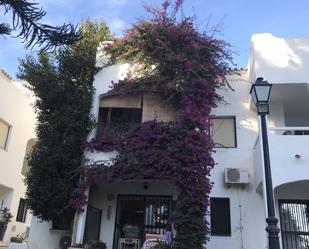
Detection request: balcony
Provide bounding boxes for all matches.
[254,127,309,191]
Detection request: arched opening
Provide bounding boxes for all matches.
[275,180,309,249]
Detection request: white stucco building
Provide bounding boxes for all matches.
[29,33,309,249]
[0,70,35,248]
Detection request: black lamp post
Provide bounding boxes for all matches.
[250,77,280,249]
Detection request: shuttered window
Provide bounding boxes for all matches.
[210,198,231,236]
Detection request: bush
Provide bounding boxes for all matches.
[10,234,25,243]
[153,241,169,249]
[84,241,107,249]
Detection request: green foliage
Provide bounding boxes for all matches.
[10,234,26,243]
[18,19,112,221]
[0,207,13,224]
[0,0,80,49]
[153,241,169,249]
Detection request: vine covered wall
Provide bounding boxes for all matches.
[72,1,232,248]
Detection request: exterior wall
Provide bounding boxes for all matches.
[209,72,267,249]
[27,218,70,249]
[250,33,309,84]
[0,71,35,245]
[268,134,309,188]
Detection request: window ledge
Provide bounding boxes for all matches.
[211,234,232,237]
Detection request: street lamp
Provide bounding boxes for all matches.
[250,77,280,249]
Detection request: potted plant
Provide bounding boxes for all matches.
[8,234,27,249]
[153,241,169,249]
[68,244,83,249]
[91,242,106,249]
[84,241,106,249]
[0,208,13,241]
[122,224,139,238]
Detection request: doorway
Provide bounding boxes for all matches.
[279,200,309,249]
[84,204,102,243]
[113,195,172,249]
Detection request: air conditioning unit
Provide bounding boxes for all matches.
[224,168,249,184]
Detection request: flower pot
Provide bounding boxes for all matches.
[8,242,27,249]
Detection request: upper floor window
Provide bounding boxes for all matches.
[16,198,28,222]
[211,116,237,148]
[210,197,231,236]
[97,107,142,137]
[0,118,10,150]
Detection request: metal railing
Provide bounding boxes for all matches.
[269,127,309,135]
[95,123,136,140]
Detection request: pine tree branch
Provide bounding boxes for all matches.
[0,23,11,35]
[0,0,81,50]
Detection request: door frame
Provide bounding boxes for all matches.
[112,194,173,249]
[83,204,102,244]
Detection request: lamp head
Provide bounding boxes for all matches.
[250,77,272,115]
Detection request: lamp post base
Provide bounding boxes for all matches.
[266,216,280,249]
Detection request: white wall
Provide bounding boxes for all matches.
[268,134,309,188]
[0,72,35,244]
[209,72,267,249]
[250,33,309,84]
[28,217,70,249]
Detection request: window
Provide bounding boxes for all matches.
[16,199,28,222]
[97,107,142,138]
[52,214,73,230]
[211,116,237,148]
[210,198,231,236]
[0,119,10,149]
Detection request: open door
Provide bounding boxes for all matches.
[113,195,172,249]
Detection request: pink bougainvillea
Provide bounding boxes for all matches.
[71,1,232,249]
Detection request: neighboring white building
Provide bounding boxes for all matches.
[0,70,35,247]
[29,33,309,249]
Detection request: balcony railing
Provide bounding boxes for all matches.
[269,127,309,135]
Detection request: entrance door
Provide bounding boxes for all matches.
[113,195,172,249]
[279,200,309,249]
[84,205,102,243]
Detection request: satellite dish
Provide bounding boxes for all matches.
[59,236,71,249]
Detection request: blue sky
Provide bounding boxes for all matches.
[1,0,309,78]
